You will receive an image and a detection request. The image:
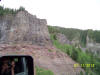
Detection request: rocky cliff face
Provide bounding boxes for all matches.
[56,33,71,45]
[0,10,51,45]
[86,36,100,54]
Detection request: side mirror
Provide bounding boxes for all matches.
[0,55,34,75]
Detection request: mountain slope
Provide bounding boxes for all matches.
[48,25,100,75]
[0,6,84,75]
[48,26,100,53]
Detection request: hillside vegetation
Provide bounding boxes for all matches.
[0,6,25,16]
[48,26,100,47]
[48,26,100,75]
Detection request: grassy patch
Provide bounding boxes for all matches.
[48,49,53,52]
[36,67,54,75]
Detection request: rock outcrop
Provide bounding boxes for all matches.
[86,36,100,54]
[0,10,51,45]
[56,33,71,45]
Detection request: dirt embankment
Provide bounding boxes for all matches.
[0,44,84,75]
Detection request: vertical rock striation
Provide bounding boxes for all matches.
[0,10,51,45]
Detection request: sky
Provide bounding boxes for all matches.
[0,0,100,30]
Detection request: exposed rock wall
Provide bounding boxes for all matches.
[0,11,51,45]
[56,33,71,45]
[86,36,100,54]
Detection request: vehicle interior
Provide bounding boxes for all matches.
[0,56,34,75]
